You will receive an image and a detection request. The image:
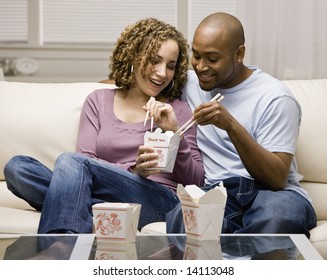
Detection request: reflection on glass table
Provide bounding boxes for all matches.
[0,234,322,260]
[92,234,321,260]
[0,234,94,260]
[134,235,302,260]
[3,235,77,260]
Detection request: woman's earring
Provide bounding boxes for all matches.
[163,80,174,92]
[130,65,134,73]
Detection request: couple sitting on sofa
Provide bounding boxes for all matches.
[3,13,316,237]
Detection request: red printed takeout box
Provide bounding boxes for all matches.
[144,128,180,172]
[177,183,227,240]
[92,202,141,243]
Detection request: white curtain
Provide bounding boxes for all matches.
[236,0,327,80]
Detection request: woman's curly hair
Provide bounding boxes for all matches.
[108,18,189,102]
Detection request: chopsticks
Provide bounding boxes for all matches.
[144,97,155,132]
[144,93,224,135]
[176,92,224,136]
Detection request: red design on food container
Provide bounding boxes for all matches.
[95,212,122,235]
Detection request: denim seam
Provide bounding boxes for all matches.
[236,177,254,203]
[71,158,91,232]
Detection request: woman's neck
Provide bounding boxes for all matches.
[113,88,149,123]
[117,87,166,103]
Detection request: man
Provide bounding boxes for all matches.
[166,12,316,237]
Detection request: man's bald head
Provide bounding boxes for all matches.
[196,12,245,51]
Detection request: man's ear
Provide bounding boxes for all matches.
[235,45,245,62]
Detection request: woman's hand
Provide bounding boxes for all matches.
[131,145,161,178]
[144,98,179,132]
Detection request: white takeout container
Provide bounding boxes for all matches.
[144,128,180,172]
[92,202,141,243]
[177,183,227,240]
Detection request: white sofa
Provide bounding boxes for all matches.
[0,79,327,259]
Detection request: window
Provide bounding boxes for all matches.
[43,0,177,44]
[0,0,238,47]
[0,0,28,43]
[188,0,238,42]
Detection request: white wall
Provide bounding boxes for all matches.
[1,46,111,82]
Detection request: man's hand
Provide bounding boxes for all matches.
[193,100,235,131]
[193,100,292,190]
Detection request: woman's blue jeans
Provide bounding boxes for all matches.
[166,177,317,238]
[4,153,179,234]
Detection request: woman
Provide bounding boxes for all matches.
[4,18,204,234]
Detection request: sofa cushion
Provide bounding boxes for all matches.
[283,79,327,183]
[0,207,40,234]
[301,182,327,221]
[0,81,115,180]
[140,222,167,234]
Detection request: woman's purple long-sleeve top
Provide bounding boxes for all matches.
[76,89,204,191]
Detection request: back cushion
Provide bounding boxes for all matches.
[283,79,327,183]
[0,81,114,180]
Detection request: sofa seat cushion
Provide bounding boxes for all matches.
[140,222,167,234]
[0,207,40,234]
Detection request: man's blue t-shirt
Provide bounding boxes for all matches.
[182,68,310,201]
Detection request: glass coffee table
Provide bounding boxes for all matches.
[0,233,323,260]
[0,234,94,260]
